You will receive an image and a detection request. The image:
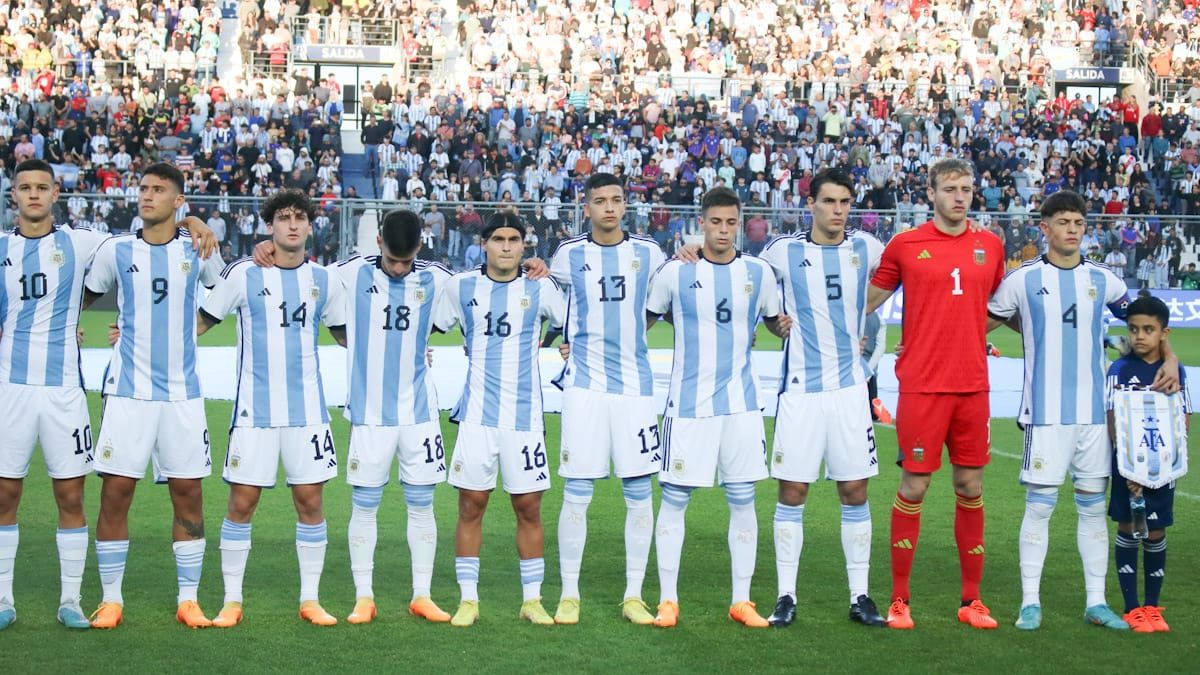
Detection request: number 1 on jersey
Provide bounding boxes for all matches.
[950,267,963,296]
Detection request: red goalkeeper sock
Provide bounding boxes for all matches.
[890,492,922,602]
[955,492,986,602]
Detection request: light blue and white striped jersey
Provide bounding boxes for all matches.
[85,229,223,401]
[0,226,107,388]
[988,256,1129,425]
[647,254,780,418]
[434,266,566,432]
[203,258,347,428]
[549,232,666,396]
[759,229,884,393]
[334,255,451,426]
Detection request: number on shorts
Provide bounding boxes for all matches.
[637,425,660,454]
[423,435,445,464]
[520,442,547,471]
[310,430,334,461]
[867,427,877,454]
[72,425,92,456]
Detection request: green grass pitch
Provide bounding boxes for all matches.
[3,315,1196,671]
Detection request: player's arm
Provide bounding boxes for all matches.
[82,237,117,309]
[328,325,347,346]
[1151,338,1181,394]
[180,215,219,259]
[198,262,245,335]
[866,237,901,314]
[763,314,792,338]
[522,257,550,280]
[865,283,894,314]
[196,309,221,336]
[758,264,789,337]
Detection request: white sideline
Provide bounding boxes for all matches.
[989,447,1198,502]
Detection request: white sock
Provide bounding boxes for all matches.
[404,483,437,600]
[348,486,382,599]
[622,476,654,600]
[519,557,545,601]
[295,521,327,604]
[56,526,88,604]
[1019,487,1057,607]
[456,556,480,602]
[773,503,804,599]
[0,524,17,603]
[219,519,251,604]
[726,482,758,605]
[95,539,128,605]
[173,539,206,604]
[558,479,593,600]
[1076,492,1110,608]
[841,503,872,604]
[656,484,692,603]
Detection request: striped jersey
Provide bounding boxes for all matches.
[202,258,347,428]
[759,229,884,393]
[85,228,223,401]
[1106,355,1191,413]
[647,254,780,418]
[434,266,565,432]
[549,232,665,396]
[334,255,451,426]
[988,256,1129,425]
[0,226,107,388]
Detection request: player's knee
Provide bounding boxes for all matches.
[0,479,21,517]
[1073,476,1107,494]
[1024,486,1058,519]
[511,494,543,525]
[660,482,693,510]
[1148,530,1166,542]
[227,491,261,521]
[621,476,652,507]
[564,478,594,506]
[1072,490,1106,516]
[836,480,868,506]
[99,476,136,509]
[401,482,434,510]
[169,477,204,504]
[457,491,488,522]
[777,480,807,505]
[950,472,982,498]
[724,482,756,511]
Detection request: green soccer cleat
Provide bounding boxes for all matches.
[57,601,90,629]
[519,598,554,625]
[0,599,15,631]
[554,597,580,625]
[1084,604,1129,630]
[450,600,479,627]
[621,597,655,625]
[1014,604,1041,631]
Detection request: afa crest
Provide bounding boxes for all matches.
[51,249,66,267]
[310,286,321,300]
[744,282,754,296]
[973,248,986,265]
[230,455,240,469]
[414,288,427,302]
[631,258,642,271]
[849,253,861,269]
[1087,285,1098,300]
[520,296,531,310]
[179,260,192,274]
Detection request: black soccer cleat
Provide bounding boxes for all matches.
[849,594,887,626]
[768,595,796,627]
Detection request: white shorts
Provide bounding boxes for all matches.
[659,411,769,488]
[0,382,92,480]
[347,421,447,487]
[94,396,211,481]
[1021,423,1110,486]
[772,384,879,483]
[448,422,550,495]
[559,388,660,480]
[225,423,338,488]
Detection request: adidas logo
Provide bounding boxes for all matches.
[365,285,379,294]
[1036,287,1050,296]
[1148,512,1159,520]
[0,258,10,267]
[1118,565,1135,574]
[578,263,591,272]
[869,456,878,466]
[1129,376,1141,384]
[892,538,913,550]
[327,458,337,468]
[467,298,479,307]
[1149,569,1165,577]
[536,471,547,481]
[126,264,140,273]
[916,250,932,260]
[791,376,799,384]
[689,280,703,289]
[436,463,445,472]
[257,288,271,296]
[967,545,985,555]
[240,410,249,417]
[799,259,812,267]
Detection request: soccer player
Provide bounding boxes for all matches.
[83,162,222,629]
[434,213,565,627]
[200,189,346,627]
[864,158,1005,630]
[0,159,107,629]
[547,173,665,625]
[757,168,887,627]
[1106,297,1189,633]
[333,210,453,624]
[646,187,789,629]
[986,190,1131,630]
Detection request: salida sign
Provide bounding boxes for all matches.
[301,45,398,63]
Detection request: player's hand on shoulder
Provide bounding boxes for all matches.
[253,240,277,267]
[1151,356,1182,394]
[182,216,219,259]
[675,244,701,264]
[523,257,550,279]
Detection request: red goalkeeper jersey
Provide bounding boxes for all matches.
[871,221,1005,394]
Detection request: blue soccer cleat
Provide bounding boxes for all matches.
[1084,604,1129,630]
[0,599,15,630]
[58,601,90,629]
[1014,604,1041,630]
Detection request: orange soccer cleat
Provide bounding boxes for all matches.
[90,602,123,629]
[409,596,451,623]
[348,597,377,625]
[871,398,893,425]
[653,600,679,628]
[212,602,243,628]
[299,600,338,626]
[729,601,769,628]
[887,599,914,629]
[176,600,212,628]
[957,600,998,629]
